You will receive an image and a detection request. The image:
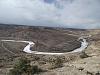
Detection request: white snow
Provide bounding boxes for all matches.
[72,38,88,53]
[1,38,88,55]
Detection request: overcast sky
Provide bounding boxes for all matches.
[0,0,100,29]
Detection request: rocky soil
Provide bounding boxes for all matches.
[0,24,100,75]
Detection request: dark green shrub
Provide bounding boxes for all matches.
[8,57,42,75]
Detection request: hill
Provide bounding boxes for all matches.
[0,24,94,75]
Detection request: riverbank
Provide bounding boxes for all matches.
[1,38,88,55]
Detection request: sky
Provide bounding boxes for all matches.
[0,0,100,29]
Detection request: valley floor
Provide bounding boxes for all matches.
[0,25,100,75]
[1,40,100,75]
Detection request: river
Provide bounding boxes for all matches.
[1,38,88,55]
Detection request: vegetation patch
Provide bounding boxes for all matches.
[8,57,43,75]
[48,57,63,69]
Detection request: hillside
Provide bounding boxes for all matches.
[0,24,83,54]
[1,24,100,75]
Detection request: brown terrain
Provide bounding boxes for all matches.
[0,24,100,75]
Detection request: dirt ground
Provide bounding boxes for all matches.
[0,25,100,75]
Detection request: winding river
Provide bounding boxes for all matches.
[1,38,88,55]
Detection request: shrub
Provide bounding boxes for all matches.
[8,57,42,75]
[49,57,63,69]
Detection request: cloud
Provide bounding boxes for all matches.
[0,0,100,29]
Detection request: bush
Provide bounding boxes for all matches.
[49,57,63,69]
[8,57,42,75]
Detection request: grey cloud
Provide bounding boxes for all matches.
[0,0,100,29]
